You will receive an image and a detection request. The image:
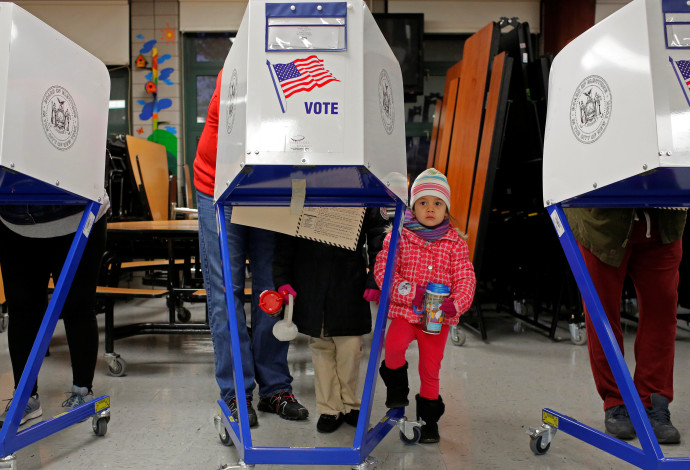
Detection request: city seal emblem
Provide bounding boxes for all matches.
[570,75,612,144]
[226,69,239,135]
[41,85,79,151]
[378,69,395,135]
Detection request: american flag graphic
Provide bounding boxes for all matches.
[271,55,339,99]
[671,57,690,106]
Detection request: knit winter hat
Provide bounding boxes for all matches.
[410,168,451,209]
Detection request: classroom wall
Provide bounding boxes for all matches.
[177,0,631,35]
[12,0,129,65]
[130,0,182,162]
[177,0,543,34]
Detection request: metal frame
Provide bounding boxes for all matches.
[214,187,406,467]
[536,202,690,469]
[0,185,111,463]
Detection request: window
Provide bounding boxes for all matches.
[107,66,130,136]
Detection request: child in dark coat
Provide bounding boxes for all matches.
[273,207,387,433]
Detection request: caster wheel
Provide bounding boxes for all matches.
[530,435,550,455]
[450,325,466,346]
[107,357,127,377]
[399,426,421,445]
[570,327,587,345]
[219,427,234,446]
[93,417,109,436]
[0,313,8,333]
[176,307,191,323]
[513,321,524,333]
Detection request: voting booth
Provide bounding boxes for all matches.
[0,3,111,465]
[533,0,690,467]
[213,0,407,467]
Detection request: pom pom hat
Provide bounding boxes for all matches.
[410,168,451,209]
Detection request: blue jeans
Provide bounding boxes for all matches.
[197,191,293,403]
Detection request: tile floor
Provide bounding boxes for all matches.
[1,296,690,469]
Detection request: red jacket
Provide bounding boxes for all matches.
[374,226,476,326]
[193,70,223,196]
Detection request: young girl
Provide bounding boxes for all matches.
[374,168,476,443]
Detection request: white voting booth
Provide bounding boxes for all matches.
[212,0,408,467]
[0,3,111,466]
[534,0,690,467]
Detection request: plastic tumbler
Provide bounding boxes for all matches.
[417,283,450,334]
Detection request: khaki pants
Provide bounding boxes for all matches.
[309,333,363,416]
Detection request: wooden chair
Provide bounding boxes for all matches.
[125,135,170,221]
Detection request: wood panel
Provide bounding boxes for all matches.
[125,135,170,221]
[445,22,500,234]
[542,0,595,56]
[434,75,460,173]
[426,99,444,170]
[466,52,511,266]
[432,61,462,172]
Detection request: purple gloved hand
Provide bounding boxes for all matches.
[412,285,426,309]
[363,288,381,302]
[278,284,297,303]
[440,298,458,318]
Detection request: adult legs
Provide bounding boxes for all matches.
[56,216,107,391]
[0,222,51,396]
[245,225,292,397]
[578,242,628,410]
[628,227,681,407]
[196,192,255,403]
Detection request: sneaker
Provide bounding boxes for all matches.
[0,393,43,428]
[257,392,309,421]
[646,393,681,444]
[227,396,259,428]
[61,385,94,409]
[343,409,359,427]
[317,413,344,433]
[604,404,636,440]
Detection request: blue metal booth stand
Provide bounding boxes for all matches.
[209,1,411,467]
[214,169,407,469]
[0,177,111,470]
[529,0,690,468]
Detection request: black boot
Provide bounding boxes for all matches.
[379,361,409,408]
[416,394,445,444]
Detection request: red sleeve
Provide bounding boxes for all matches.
[193,70,223,195]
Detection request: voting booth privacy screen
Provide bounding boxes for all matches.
[0,2,110,203]
[215,0,407,207]
[543,0,690,207]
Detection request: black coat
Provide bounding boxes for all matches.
[273,208,388,338]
